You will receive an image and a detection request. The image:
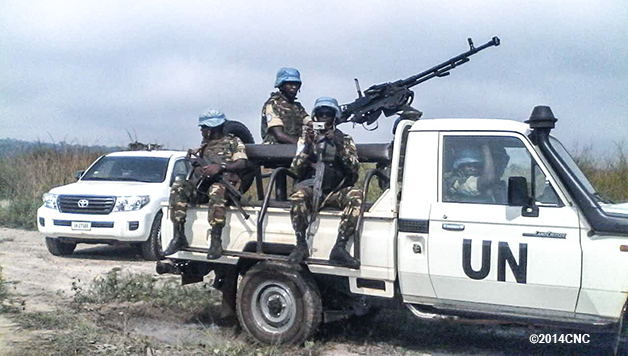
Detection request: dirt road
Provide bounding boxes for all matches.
[0,228,155,312]
[0,228,618,355]
[0,228,155,354]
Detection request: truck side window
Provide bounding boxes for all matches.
[170,159,188,186]
[442,136,561,206]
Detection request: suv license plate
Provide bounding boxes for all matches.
[71,221,91,230]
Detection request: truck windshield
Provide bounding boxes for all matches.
[549,136,600,198]
[81,156,169,183]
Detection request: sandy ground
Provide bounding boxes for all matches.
[0,228,619,355]
[0,228,155,354]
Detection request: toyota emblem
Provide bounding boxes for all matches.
[77,199,89,208]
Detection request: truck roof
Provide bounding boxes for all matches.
[106,150,187,158]
[410,118,530,134]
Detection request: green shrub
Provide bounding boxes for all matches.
[0,198,41,230]
[73,268,219,311]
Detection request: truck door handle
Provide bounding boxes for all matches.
[442,223,465,231]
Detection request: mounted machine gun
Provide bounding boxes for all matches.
[340,36,500,126]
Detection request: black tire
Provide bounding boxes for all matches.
[236,261,322,345]
[141,211,164,261]
[223,120,256,194]
[223,120,255,144]
[45,237,76,256]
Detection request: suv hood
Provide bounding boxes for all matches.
[48,181,167,196]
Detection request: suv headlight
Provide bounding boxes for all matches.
[42,193,59,210]
[113,195,150,212]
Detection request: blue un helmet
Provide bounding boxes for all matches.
[453,148,483,169]
[198,108,227,127]
[312,97,341,121]
[274,67,302,88]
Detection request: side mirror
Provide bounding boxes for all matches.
[75,170,84,181]
[508,176,539,217]
[170,173,187,187]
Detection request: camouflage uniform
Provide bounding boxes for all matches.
[169,134,247,228]
[261,92,310,144]
[289,130,362,242]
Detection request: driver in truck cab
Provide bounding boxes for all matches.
[443,143,499,203]
[163,108,248,259]
[288,97,362,268]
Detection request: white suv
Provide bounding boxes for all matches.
[37,150,189,260]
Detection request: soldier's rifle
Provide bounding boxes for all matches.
[339,36,501,126]
[186,152,250,220]
[306,128,348,240]
[307,138,326,240]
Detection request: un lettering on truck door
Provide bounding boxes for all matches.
[424,133,583,312]
[462,239,528,283]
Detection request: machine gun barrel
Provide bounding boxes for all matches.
[393,36,500,89]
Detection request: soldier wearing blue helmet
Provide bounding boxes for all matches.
[261,67,310,144]
[443,143,495,202]
[164,108,248,260]
[288,97,362,268]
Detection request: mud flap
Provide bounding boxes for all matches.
[182,273,203,286]
[215,266,238,319]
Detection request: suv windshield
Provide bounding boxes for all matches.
[550,136,600,197]
[81,156,169,183]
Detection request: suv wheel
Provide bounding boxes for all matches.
[45,237,76,256]
[141,211,164,261]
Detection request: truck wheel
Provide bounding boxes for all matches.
[141,211,164,261]
[236,261,322,345]
[45,237,76,256]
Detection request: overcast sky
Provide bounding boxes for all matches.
[1,1,627,156]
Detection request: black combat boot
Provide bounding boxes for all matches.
[288,230,309,264]
[207,226,223,260]
[163,221,188,255]
[329,233,360,269]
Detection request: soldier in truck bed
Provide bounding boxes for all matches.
[288,97,362,269]
[163,108,248,260]
[260,67,310,144]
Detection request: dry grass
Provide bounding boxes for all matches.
[0,142,626,231]
[573,145,628,203]
[0,144,107,229]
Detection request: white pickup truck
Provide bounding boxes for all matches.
[37,150,188,260]
[157,107,627,351]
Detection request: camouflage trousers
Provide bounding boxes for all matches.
[289,186,363,237]
[169,179,227,228]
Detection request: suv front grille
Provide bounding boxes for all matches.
[58,195,116,215]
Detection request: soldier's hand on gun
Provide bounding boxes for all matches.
[202,163,222,177]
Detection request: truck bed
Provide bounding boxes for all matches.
[160,195,397,296]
